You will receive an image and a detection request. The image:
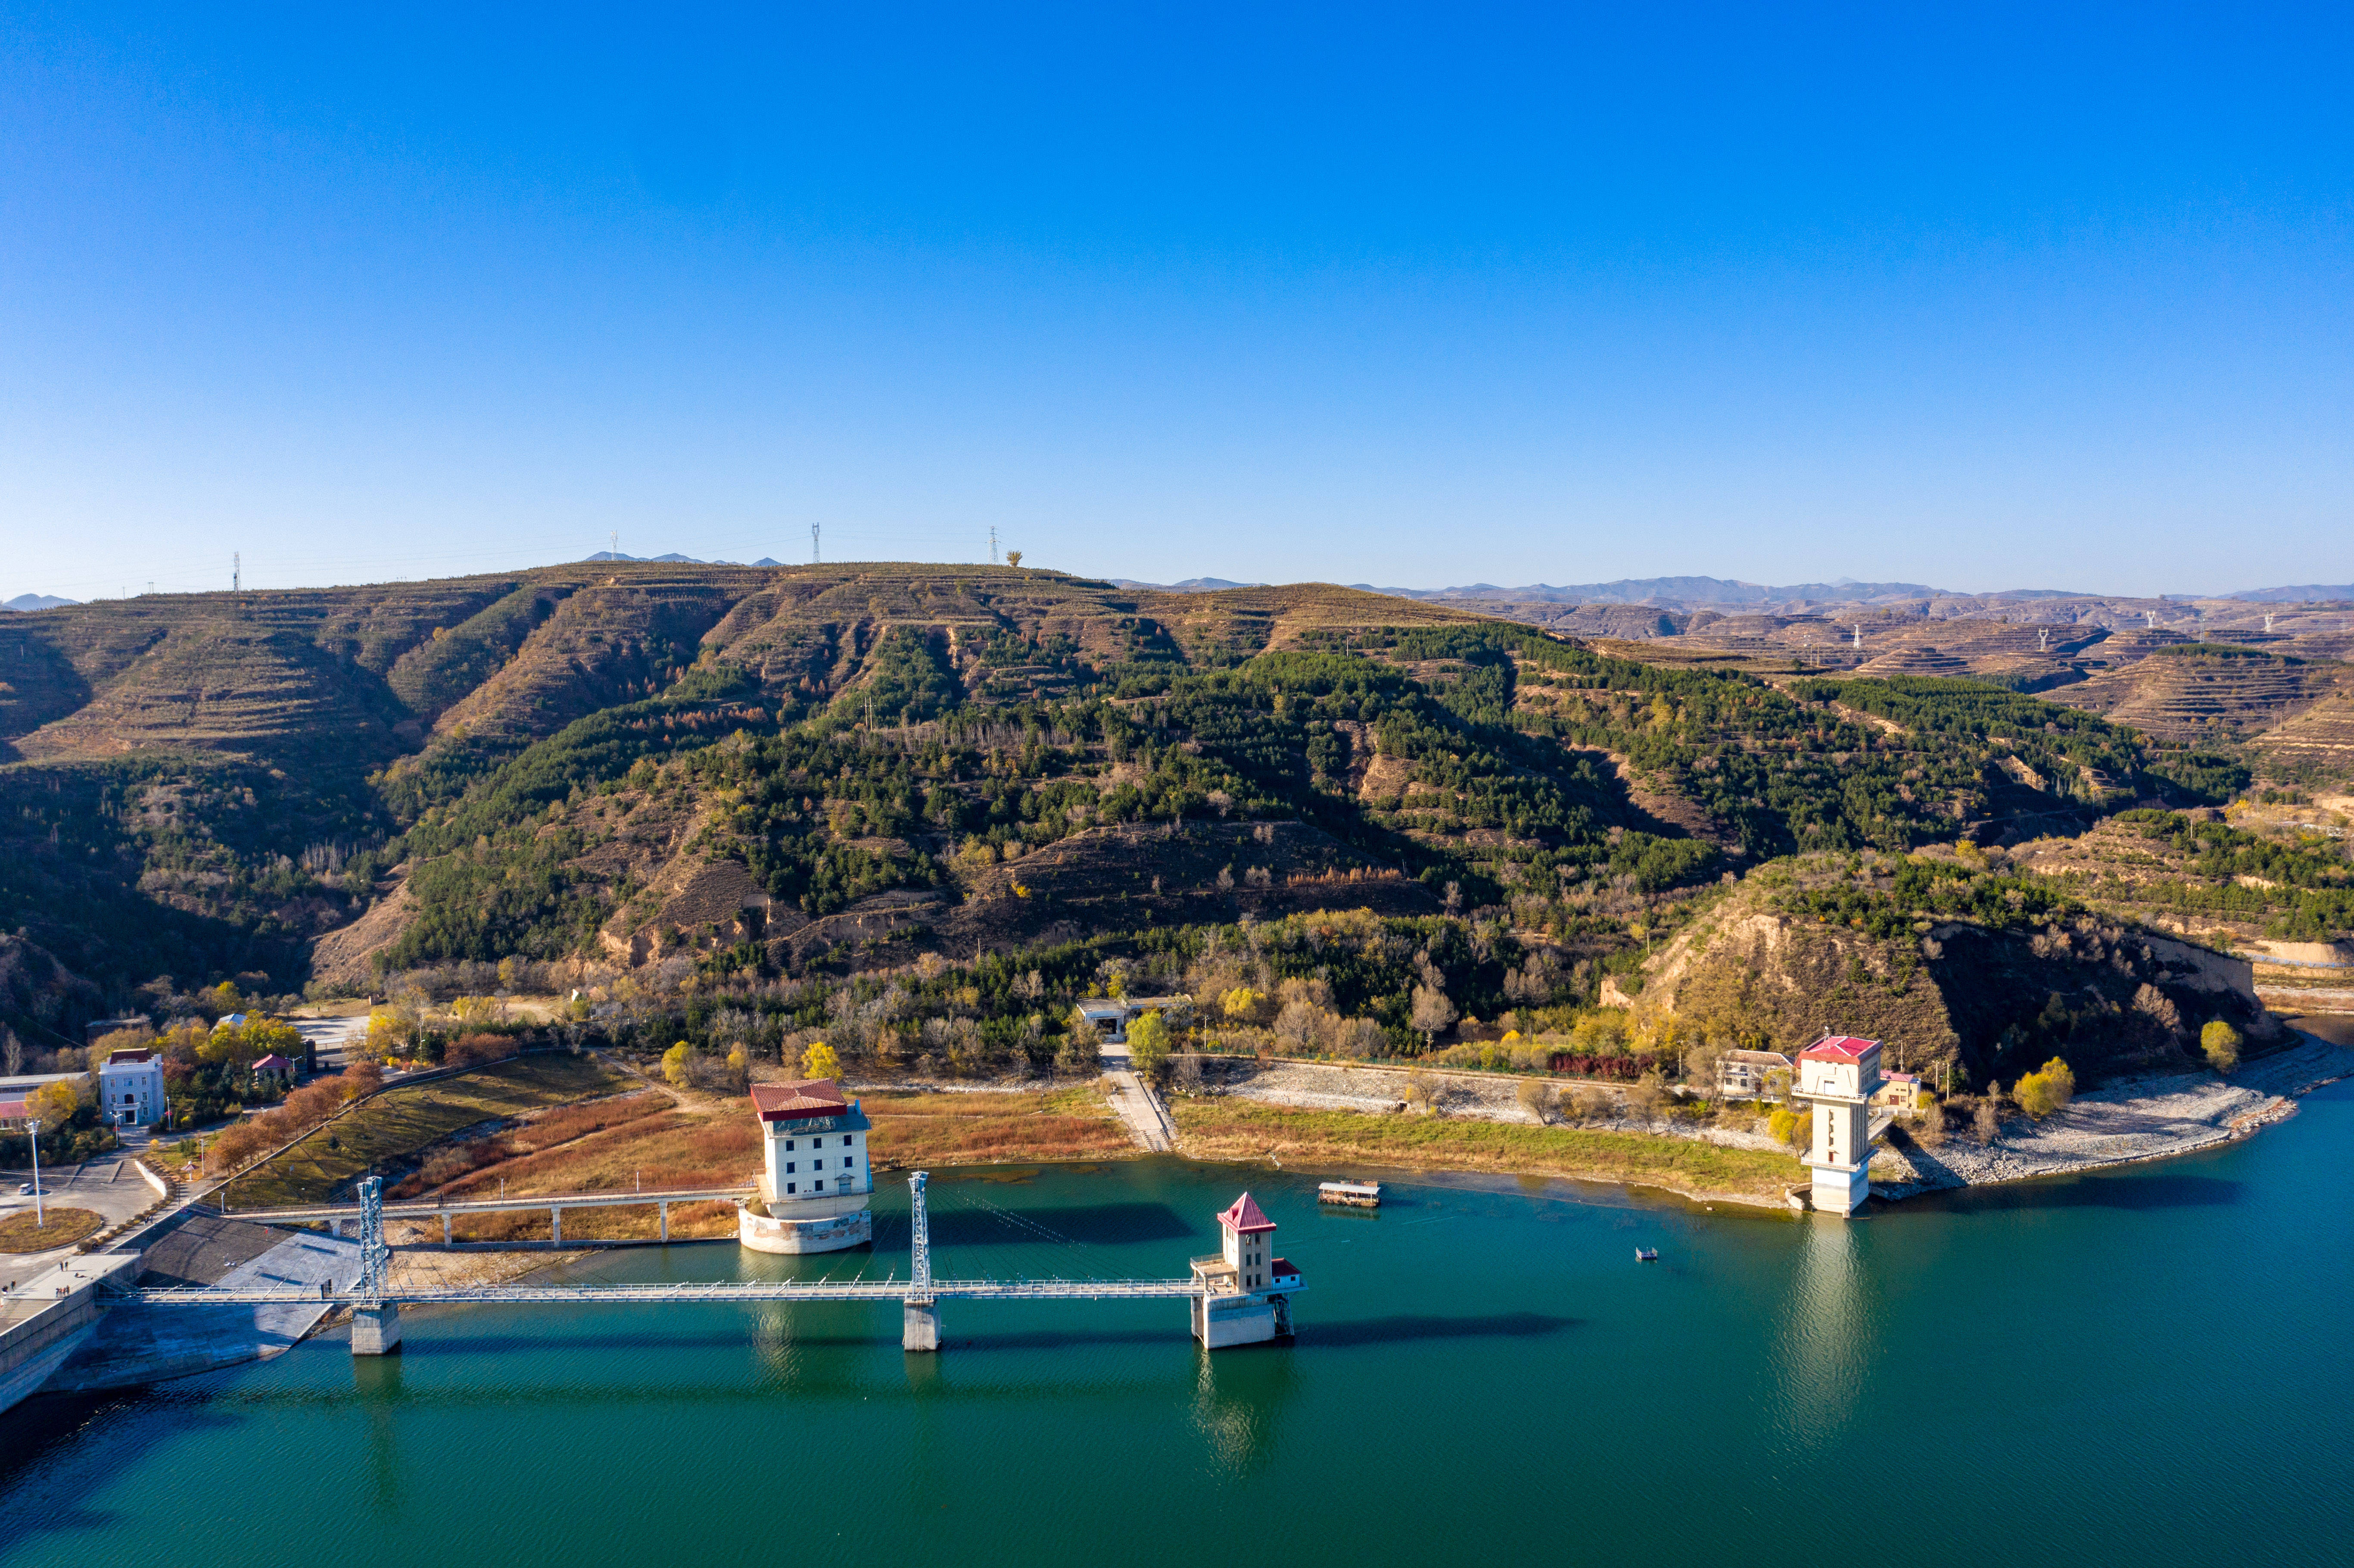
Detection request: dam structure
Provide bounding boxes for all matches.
[124,1172,1304,1355]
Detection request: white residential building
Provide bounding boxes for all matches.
[95,1049,166,1127]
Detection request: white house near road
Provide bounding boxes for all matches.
[95,1049,165,1127]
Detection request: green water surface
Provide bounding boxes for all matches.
[3,1075,2350,1567]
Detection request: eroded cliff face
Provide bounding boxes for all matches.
[1633,882,2277,1089]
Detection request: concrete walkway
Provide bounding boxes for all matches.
[42,1217,360,1392]
[1098,1047,1177,1154]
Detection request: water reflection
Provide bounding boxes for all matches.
[349,1351,405,1519]
[1191,1344,1298,1476]
[1769,1216,1874,1451]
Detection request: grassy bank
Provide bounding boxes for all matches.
[1171,1098,1800,1201]
[865,1087,1135,1168]
[221,1053,636,1208]
[377,1083,1136,1244]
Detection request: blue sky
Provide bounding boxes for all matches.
[3,3,2348,600]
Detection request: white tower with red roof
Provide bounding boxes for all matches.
[738,1078,875,1254]
[1189,1192,1304,1346]
[1797,1033,1884,1216]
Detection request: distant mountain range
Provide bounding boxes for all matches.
[1110,576,1265,592]
[2227,584,2354,603]
[2,593,78,612]
[585,551,785,568]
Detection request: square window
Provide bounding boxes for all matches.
[785,1162,795,1173]
[784,1139,794,1151]
[815,1179,825,1191]
[785,1182,796,1194]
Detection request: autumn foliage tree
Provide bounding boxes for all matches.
[2201,1020,2242,1073]
[2013,1058,2077,1119]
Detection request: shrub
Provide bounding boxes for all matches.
[1767,1106,1805,1147]
[1127,1011,1173,1082]
[2201,1020,2242,1074]
[2013,1058,2077,1119]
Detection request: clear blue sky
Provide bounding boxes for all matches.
[3,3,2348,600]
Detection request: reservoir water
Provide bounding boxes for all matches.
[4,1075,2350,1567]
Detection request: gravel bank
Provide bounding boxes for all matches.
[1872,1032,2354,1196]
[1201,1037,2354,1201]
[1205,1058,1788,1156]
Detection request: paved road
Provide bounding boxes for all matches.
[0,1157,164,1272]
[1097,1046,1177,1153]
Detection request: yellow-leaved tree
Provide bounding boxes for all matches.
[662,1041,694,1087]
[2201,1020,2242,1073]
[2013,1058,2077,1119]
[800,1041,841,1082]
[1127,1010,1172,1081]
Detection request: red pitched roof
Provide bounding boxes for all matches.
[252,1054,295,1070]
[1270,1257,1298,1279]
[0,1098,27,1121]
[1219,1192,1276,1234]
[1799,1035,1879,1062]
[749,1079,851,1121]
[99,1048,157,1066]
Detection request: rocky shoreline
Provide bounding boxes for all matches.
[1199,1036,2354,1207]
[1871,1032,2352,1198]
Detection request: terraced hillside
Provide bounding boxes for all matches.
[2046,645,2349,744]
[0,562,2325,1051]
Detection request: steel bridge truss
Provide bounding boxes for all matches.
[130,1171,1208,1310]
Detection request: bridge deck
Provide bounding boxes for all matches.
[130,1278,1205,1306]
[221,1186,757,1224]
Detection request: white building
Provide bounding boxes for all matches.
[738,1077,874,1254]
[1189,1192,1303,1346]
[1076,996,1188,1045]
[95,1048,166,1127]
[1797,1034,1884,1217]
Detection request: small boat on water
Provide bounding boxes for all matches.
[1635,1247,1660,1262]
[1318,1181,1382,1208]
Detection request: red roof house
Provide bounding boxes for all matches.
[1219,1192,1277,1234]
[1799,1035,1879,1062]
[750,1079,853,1123]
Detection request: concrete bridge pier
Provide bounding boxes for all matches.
[351,1304,402,1356]
[902,1299,940,1352]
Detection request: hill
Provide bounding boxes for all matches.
[1628,851,2281,1087]
[0,560,2332,1067]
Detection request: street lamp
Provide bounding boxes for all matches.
[28,1120,43,1229]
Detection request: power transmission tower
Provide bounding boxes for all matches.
[233,552,241,592]
[811,523,821,564]
[989,525,999,564]
[610,530,618,560]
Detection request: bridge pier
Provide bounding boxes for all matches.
[442,1213,451,1244]
[902,1299,940,1352]
[352,1303,402,1355]
[552,1207,562,1246]
[660,1202,669,1242]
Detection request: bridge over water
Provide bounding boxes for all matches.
[133,1172,1222,1353]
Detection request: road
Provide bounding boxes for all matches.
[1097,1045,1177,1153]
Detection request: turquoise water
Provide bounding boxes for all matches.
[4,1080,2351,1568]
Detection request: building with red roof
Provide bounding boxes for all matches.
[741,1074,873,1256]
[1795,1031,1885,1217]
[1191,1191,1303,1347]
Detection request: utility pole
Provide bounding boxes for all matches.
[28,1121,41,1227]
[233,553,241,592]
[610,530,619,560]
